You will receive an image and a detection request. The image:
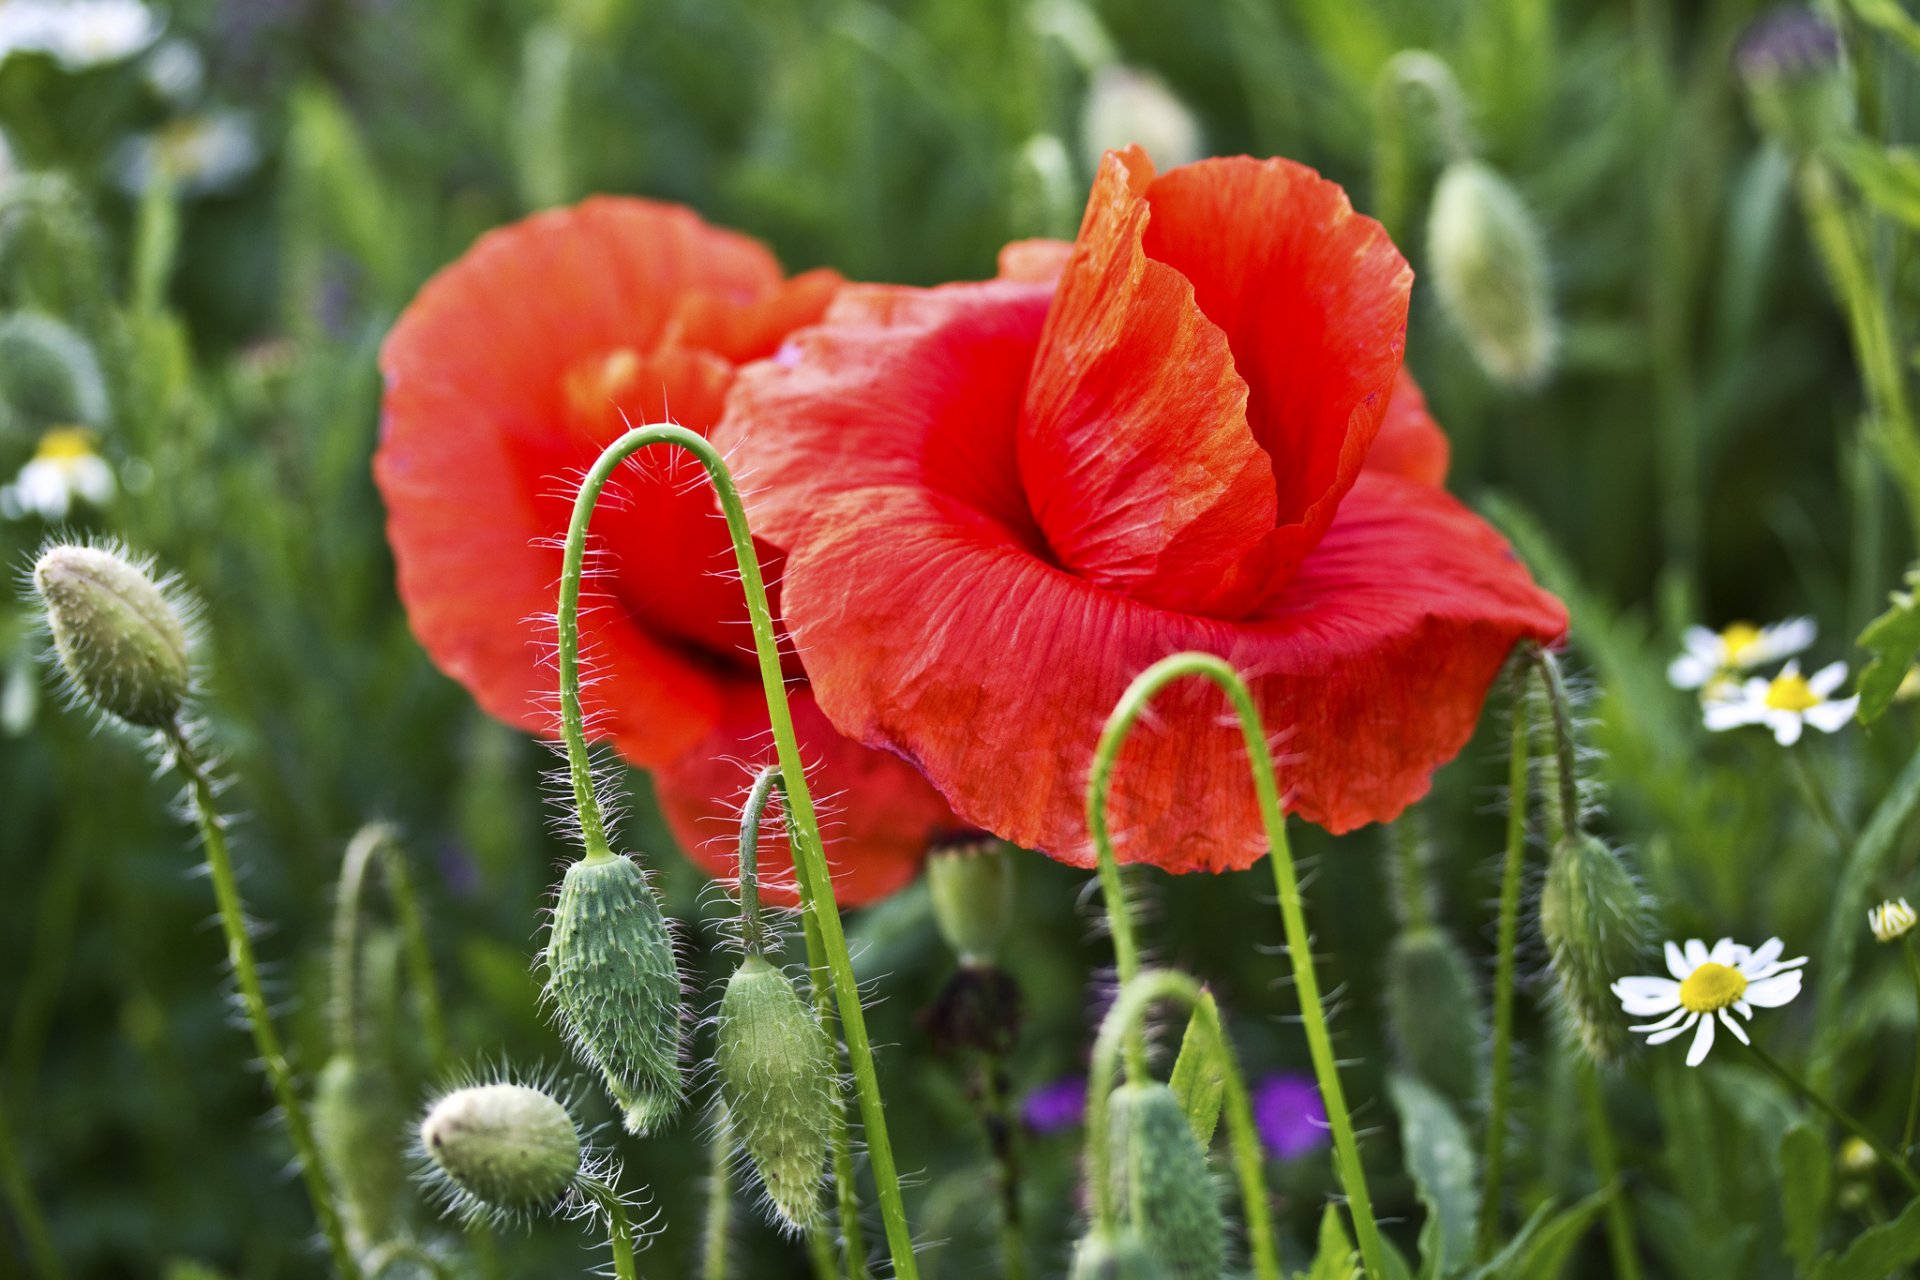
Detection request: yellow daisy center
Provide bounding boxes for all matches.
[1721,622,1763,663]
[34,427,98,463]
[1765,672,1821,712]
[1678,962,1748,1013]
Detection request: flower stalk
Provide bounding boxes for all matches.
[1905,937,1920,1156]
[582,1178,640,1280]
[1744,1038,1920,1193]
[1478,656,1532,1259]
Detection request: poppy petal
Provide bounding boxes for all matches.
[654,682,956,907]
[1365,368,1450,486]
[777,471,1566,869]
[997,239,1073,283]
[664,266,843,364]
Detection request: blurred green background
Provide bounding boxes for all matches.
[4,0,1920,1275]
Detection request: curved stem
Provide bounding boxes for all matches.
[1478,658,1532,1260]
[1086,690,1153,1083]
[330,825,382,1055]
[379,836,449,1074]
[1745,1038,1920,1193]
[1084,968,1279,1280]
[1580,1066,1644,1280]
[165,726,362,1280]
[583,1178,640,1280]
[558,425,914,1278]
[1904,938,1920,1155]
[1785,749,1853,859]
[1092,654,1385,1276]
[736,766,781,956]
[1528,647,1581,837]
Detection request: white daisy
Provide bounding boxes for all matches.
[0,426,114,520]
[1613,936,1806,1067]
[1870,898,1917,944]
[1701,660,1856,745]
[112,111,258,196]
[1669,618,1816,691]
[0,0,159,71]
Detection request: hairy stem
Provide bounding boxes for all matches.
[800,873,868,1279]
[1478,657,1533,1260]
[556,424,915,1274]
[1085,969,1279,1280]
[331,824,448,1070]
[584,1178,640,1280]
[736,766,781,956]
[704,1103,735,1280]
[1528,647,1582,837]
[1746,1038,1920,1193]
[166,726,361,1280]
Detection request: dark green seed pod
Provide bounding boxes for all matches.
[419,1082,580,1216]
[32,544,191,728]
[716,954,832,1232]
[926,837,1014,965]
[1428,159,1556,389]
[313,1054,407,1250]
[1385,925,1488,1109]
[1540,832,1653,1062]
[546,852,685,1133]
[1107,1082,1223,1280]
[1068,1226,1173,1280]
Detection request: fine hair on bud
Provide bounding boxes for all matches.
[1539,831,1653,1062]
[1106,1081,1224,1280]
[417,1077,583,1225]
[1427,158,1557,389]
[1385,925,1488,1109]
[30,541,194,729]
[926,835,1015,966]
[715,954,832,1233]
[1069,1225,1173,1280]
[313,1053,407,1251]
[546,852,686,1134]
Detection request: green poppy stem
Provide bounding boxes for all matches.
[556,424,915,1279]
[1904,938,1920,1155]
[1580,1065,1645,1280]
[703,1103,737,1280]
[1478,657,1533,1260]
[1087,653,1384,1278]
[583,1178,641,1280]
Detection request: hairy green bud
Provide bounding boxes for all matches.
[1540,832,1653,1062]
[33,543,191,728]
[1428,159,1556,388]
[715,954,833,1231]
[926,836,1014,965]
[419,1082,580,1216]
[1107,1082,1223,1280]
[1068,1226,1172,1280]
[1385,925,1488,1109]
[546,852,685,1133]
[314,1054,406,1250]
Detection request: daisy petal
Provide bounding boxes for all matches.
[1709,937,1738,965]
[1771,713,1804,747]
[1684,939,1710,970]
[1741,938,1784,973]
[1717,1009,1750,1045]
[1647,1013,1699,1046]
[1668,655,1711,690]
[1686,1011,1717,1066]
[1703,701,1765,731]
[1758,618,1816,664]
[1744,972,1804,1008]
[1631,1006,1693,1034]
[1666,941,1691,981]
[1805,698,1858,734]
[1808,661,1848,697]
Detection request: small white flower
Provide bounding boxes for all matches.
[112,111,258,196]
[1669,617,1816,690]
[0,0,159,71]
[142,36,203,105]
[1701,659,1856,745]
[1870,898,1917,944]
[1081,65,1202,169]
[1613,936,1806,1067]
[0,426,114,520]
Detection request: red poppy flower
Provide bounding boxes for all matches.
[375,197,952,903]
[716,149,1567,872]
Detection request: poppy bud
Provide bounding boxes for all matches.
[418,1081,581,1219]
[1081,65,1202,170]
[1106,1081,1224,1280]
[927,836,1014,965]
[1427,159,1557,389]
[546,853,685,1133]
[1385,925,1488,1108]
[1736,9,1851,155]
[32,542,192,729]
[1068,1226,1172,1280]
[714,954,832,1232]
[1539,831,1653,1062]
[313,1054,406,1250]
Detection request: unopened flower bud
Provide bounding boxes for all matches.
[32,543,191,728]
[0,313,108,434]
[1385,925,1488,1108]
[1838,1134,1877,1176]
[419,1082,581,1218]
[1105,1081,1223,1280]
[1428,159,1557,388]
[1870,897,1916,943]
[1081,65,1202,170]
[1737,8,1852,155]
[313,1054,406,1250]
[1068,1226,1171,1279]
[715,954,832,1232]
[1540,831,1653,1062]
[546,852,685,1133]
[927,836,1014,965]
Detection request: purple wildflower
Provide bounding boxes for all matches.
[1021,1076,1087,1135]
[1254,1072,1327,1161]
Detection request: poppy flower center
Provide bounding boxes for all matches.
[1764,673,1819,712]
[1678,962,1747,1013]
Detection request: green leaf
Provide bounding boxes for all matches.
[1169,999,1226,1147]
[1812,1190,1920,1279]
[1467,1187,1614,1280]
[1855,567,1920,724]
[1833,139,1920,229]
[1388,1073,1478,1278]
[1301,1204,1358,1280]
[1852,0,1920,61]
[1778,1122,1831,1267]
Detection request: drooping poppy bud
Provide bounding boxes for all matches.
[1540,831,1653,1061]
[1428,158,1557,389]
[313,1054,406,1250]
[1737,8,1851,155]
[714,954,833,1232]
[32,542,192,729]
[546,852,685,1133]
[927,836,1015,965]
[1105,1081,1224,1280]
[1385,925,1488,1108]
[418,1081,582,1221]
